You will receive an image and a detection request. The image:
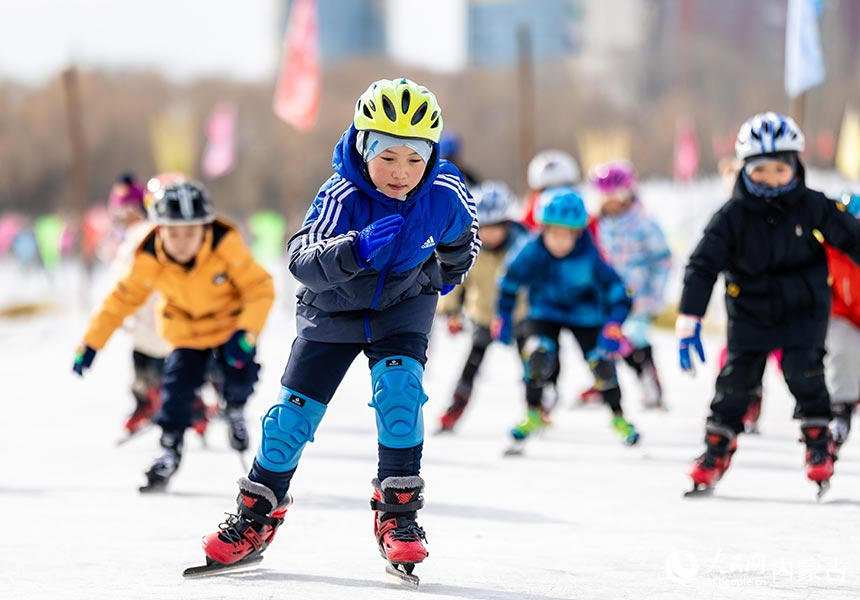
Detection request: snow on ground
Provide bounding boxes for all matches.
[2,293,860,600]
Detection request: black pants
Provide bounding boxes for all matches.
[523,319,623,414]
[157,346,260,432]
[249,332,429,502]
[710,347,831,433]
[456,323,527,395]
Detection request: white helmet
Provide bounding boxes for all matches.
[527,150,580,190]
[735,112,805,161]
[474,181,516,226]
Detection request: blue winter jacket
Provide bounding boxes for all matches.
[497,230,631,328]
[289,125,480,343]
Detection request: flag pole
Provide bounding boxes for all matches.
[791,91,807,130]
[516,23,535,196]
[61,66,91,307]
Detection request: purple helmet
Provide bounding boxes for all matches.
[108,172,145,212]
[591,160,636,196]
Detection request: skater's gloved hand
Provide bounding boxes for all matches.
[440,284,456,296]
[72,344,97,376]
[354,214,405,268]
[224,330,256,369]
[676,314,705,374]
[595,321,631,360]
[491,315,513,345]
[447,314,464,335]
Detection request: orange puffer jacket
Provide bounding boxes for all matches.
[83,218,274,351]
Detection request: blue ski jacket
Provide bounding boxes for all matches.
[497,230,631,328]
[289,125,480,342]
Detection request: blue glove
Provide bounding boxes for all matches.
[594,321,632,360]
[355,214,405,267]
[491,315,513,345]
[72,344,97,376]
[224,330,255,369]
[440,284,456,296]
[676,315,705,373]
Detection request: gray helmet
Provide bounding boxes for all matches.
[147,181,214,226]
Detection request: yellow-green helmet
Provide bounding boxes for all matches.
[353,78,443,143]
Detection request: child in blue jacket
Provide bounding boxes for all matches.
[494,187,637,452]
[197,78,479,579]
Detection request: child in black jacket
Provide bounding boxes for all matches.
[676,112,860,497]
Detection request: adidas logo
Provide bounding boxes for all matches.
[421,235,436,249]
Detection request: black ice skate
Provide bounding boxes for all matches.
[139,431,183,493]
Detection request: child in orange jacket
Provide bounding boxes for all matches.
[73,179,275,492]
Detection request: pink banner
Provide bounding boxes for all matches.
[273,0,321,131]
[674,119,699,182]
[202,103,238,179]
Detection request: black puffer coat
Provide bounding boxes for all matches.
[680,165,860,351]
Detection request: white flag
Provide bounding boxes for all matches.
[785,0,825,98]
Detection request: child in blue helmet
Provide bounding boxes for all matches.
[678,112,860,497]
[493,186,637,453]
[197,78,479,579]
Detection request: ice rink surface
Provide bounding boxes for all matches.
[2,301,859,600]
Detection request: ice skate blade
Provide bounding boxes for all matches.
[116,423,154,446]
[385,563,419,588]
[503,439,526,457]
[683,485,714,498]
[815,480,831,502]
[183,554,264,578]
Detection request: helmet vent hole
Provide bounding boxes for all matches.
[367,99,376,111]
[401,89,411,114]
[362,104,373,119]
[382,96,397,122]
[411,102,428,126]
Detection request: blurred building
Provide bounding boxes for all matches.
[316,0,386,62]
[468,0,580,66]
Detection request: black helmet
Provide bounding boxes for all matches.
[147,181,214,225]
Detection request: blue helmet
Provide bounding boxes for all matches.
[439,131,461,159]
[474,181,516,226]
[535,186,587,229]
[735,112,805,161]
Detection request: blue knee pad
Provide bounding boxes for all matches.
[256,387,327,472]
[369,356,428,448]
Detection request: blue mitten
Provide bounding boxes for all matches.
[440,284,456,296]
[676,315,705,373]
[594,321,632,360]
[355,214,405,267]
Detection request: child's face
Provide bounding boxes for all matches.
[600,192,632,217]
[478,223,507,249]
[747,160,794,188]
[542,225,581,258]
[366,146,427,198]
[160,224,205,263]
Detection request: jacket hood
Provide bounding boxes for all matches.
[731,160,808,214]
[331,125,441,204]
